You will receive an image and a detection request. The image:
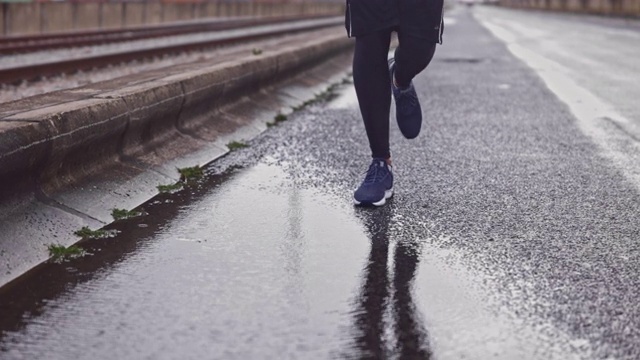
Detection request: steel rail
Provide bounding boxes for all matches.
[0,14,335,54]
[0,18,343,85]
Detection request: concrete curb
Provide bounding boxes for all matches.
[0,32,351,197]
[0,29,354,286]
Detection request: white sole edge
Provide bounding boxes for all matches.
[354,188,394,207]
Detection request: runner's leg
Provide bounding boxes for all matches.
[393,32,437,88]
[353,28,393,159]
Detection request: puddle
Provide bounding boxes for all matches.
[0,162,371,359]
[0,159,594,359]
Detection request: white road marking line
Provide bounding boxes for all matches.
[476,14,640,193]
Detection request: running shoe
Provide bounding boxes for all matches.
[354,158,394,206]
[389,58,422,139]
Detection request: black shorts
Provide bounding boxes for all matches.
[345,0,444,43]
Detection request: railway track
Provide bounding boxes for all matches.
[0,16,343,85]
[0,14,333,54]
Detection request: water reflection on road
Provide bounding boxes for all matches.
[350,204,432,359]
[0,158,600,360]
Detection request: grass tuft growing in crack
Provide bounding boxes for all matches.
[178,165,204,182]
[268,74,353,125]
[47,244,86,262]
[74,226,118,239]
[156,165,204,194]
[267,113,288,127]
[274,113,287,123]
[111,208,144,221]
[157,182,184,193]
[291,80,344,112]
[227,141,249,151]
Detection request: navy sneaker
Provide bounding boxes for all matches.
[354,158,394,206]
[389,58,422,139]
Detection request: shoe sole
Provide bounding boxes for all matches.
[354,188,394,207]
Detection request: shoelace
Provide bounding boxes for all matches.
[363,161,388,184]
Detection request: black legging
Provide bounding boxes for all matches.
[353,28,437,159]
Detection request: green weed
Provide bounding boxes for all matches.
[274,113,287,122]
[267,113,288,127]
[178,165,204,182]
[292,83,340,112]
[111,208,143,221]
[227,141,249,151]
[157,183,184,193]
[74,226,108,239]
[47,244,85,261]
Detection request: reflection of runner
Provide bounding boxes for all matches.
[348,206,431,357]
[348,0,444,206]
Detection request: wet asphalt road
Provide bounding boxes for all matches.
[1,5,640,360]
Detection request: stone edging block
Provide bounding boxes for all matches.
[0,32,352,200]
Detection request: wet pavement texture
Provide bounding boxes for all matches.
[1,6,640,360]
